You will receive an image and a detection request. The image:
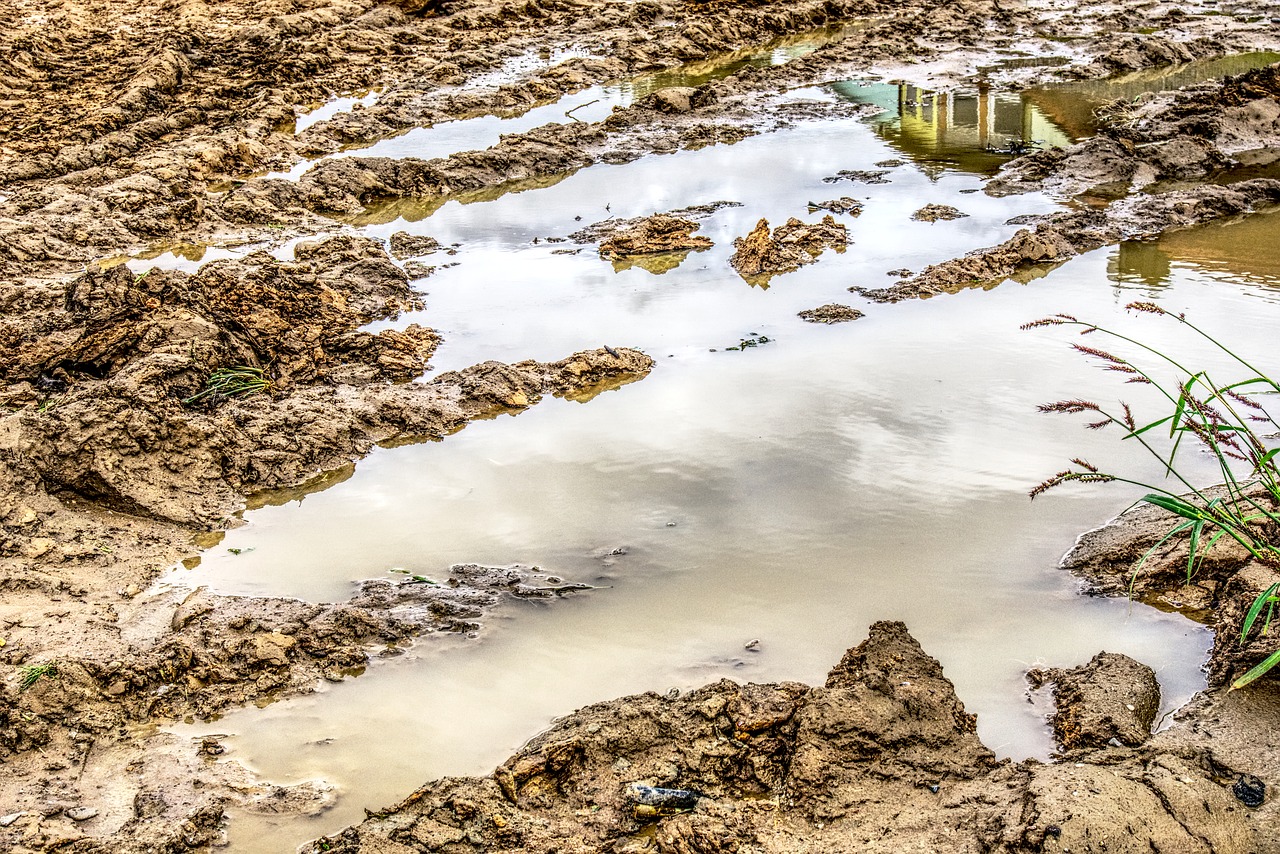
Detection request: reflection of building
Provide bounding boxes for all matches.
[1108,240,1173,289]
[828,81,1075,175]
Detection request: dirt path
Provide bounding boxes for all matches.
[2,0,1280,848]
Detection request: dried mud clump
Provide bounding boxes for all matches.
[1031,652,1161,750]
[311,622,1278,853]
[729,215,848,282]
[808,196,863,215]
[596,214,713,259]
[912,204,969,222]
[798,304,864,324]
[823,169,891,185]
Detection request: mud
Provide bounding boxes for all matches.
[2,0,1280,848]
[728,215,848,283]
[1030,652,1161,750]
[311,622,1280,854]
[797,304,864,324]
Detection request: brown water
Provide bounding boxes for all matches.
[151,90,1280,851]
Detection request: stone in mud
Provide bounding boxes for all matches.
[388,232,442,259]
[807,197,863,215]
[1037,652,1160,749]
[729,216,848,281]
[798,304,864,324]
[596,214,713,259]
[823,169,891,185]
[911,204,968,223]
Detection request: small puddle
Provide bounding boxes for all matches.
[293,88,381,136]
[148,95,1280,853]
[268,22,866,180]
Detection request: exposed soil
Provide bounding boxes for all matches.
[729,215,848,283]
[310,622,1280,854]
[2,0,1280,848]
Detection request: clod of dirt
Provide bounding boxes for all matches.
[807,197,863,215]
[798,304,864,324]
[911,204,968,223]
[729,215,848,282]
[389,232,442,259]
[639,87,701,114]
[1034,652,1161,750]
[823,169,891,185]
[596,214,713,260]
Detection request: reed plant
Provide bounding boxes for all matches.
[1027,302,1280,688]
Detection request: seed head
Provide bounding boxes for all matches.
[1126,301,1167,315]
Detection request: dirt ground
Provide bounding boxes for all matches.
[2,0,1280,849]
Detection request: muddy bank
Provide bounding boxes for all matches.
[311,622,1279,853]
[858,179,1280,302]
[1061,495,1280,689]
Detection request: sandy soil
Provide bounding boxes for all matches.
[2,0,1280,848]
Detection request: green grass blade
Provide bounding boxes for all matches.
[1231,647,1280,690]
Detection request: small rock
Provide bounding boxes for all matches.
[1233,775,1265,807]
[798,304,864,324]
[744,639,761,651]
[911,204,969,223]
[0,812,25,827]
[65,807,98,822]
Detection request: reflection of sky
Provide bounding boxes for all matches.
[147,60,1280,854]
[154,99,1280,852]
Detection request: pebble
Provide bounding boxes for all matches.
[0,813,24,827]
[744,639,761,652]
[65,807,98,822]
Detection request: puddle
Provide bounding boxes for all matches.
[827,53,1280,176]
[150,96,1280,852]
[268,22,866,180]
[828,81,1076,175]
[1109,207,1280,293]
[293,88,381,136]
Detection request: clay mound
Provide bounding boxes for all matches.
[597,214,713,260]
[729,215,848,281]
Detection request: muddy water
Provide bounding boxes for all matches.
[163,88,1280,851]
